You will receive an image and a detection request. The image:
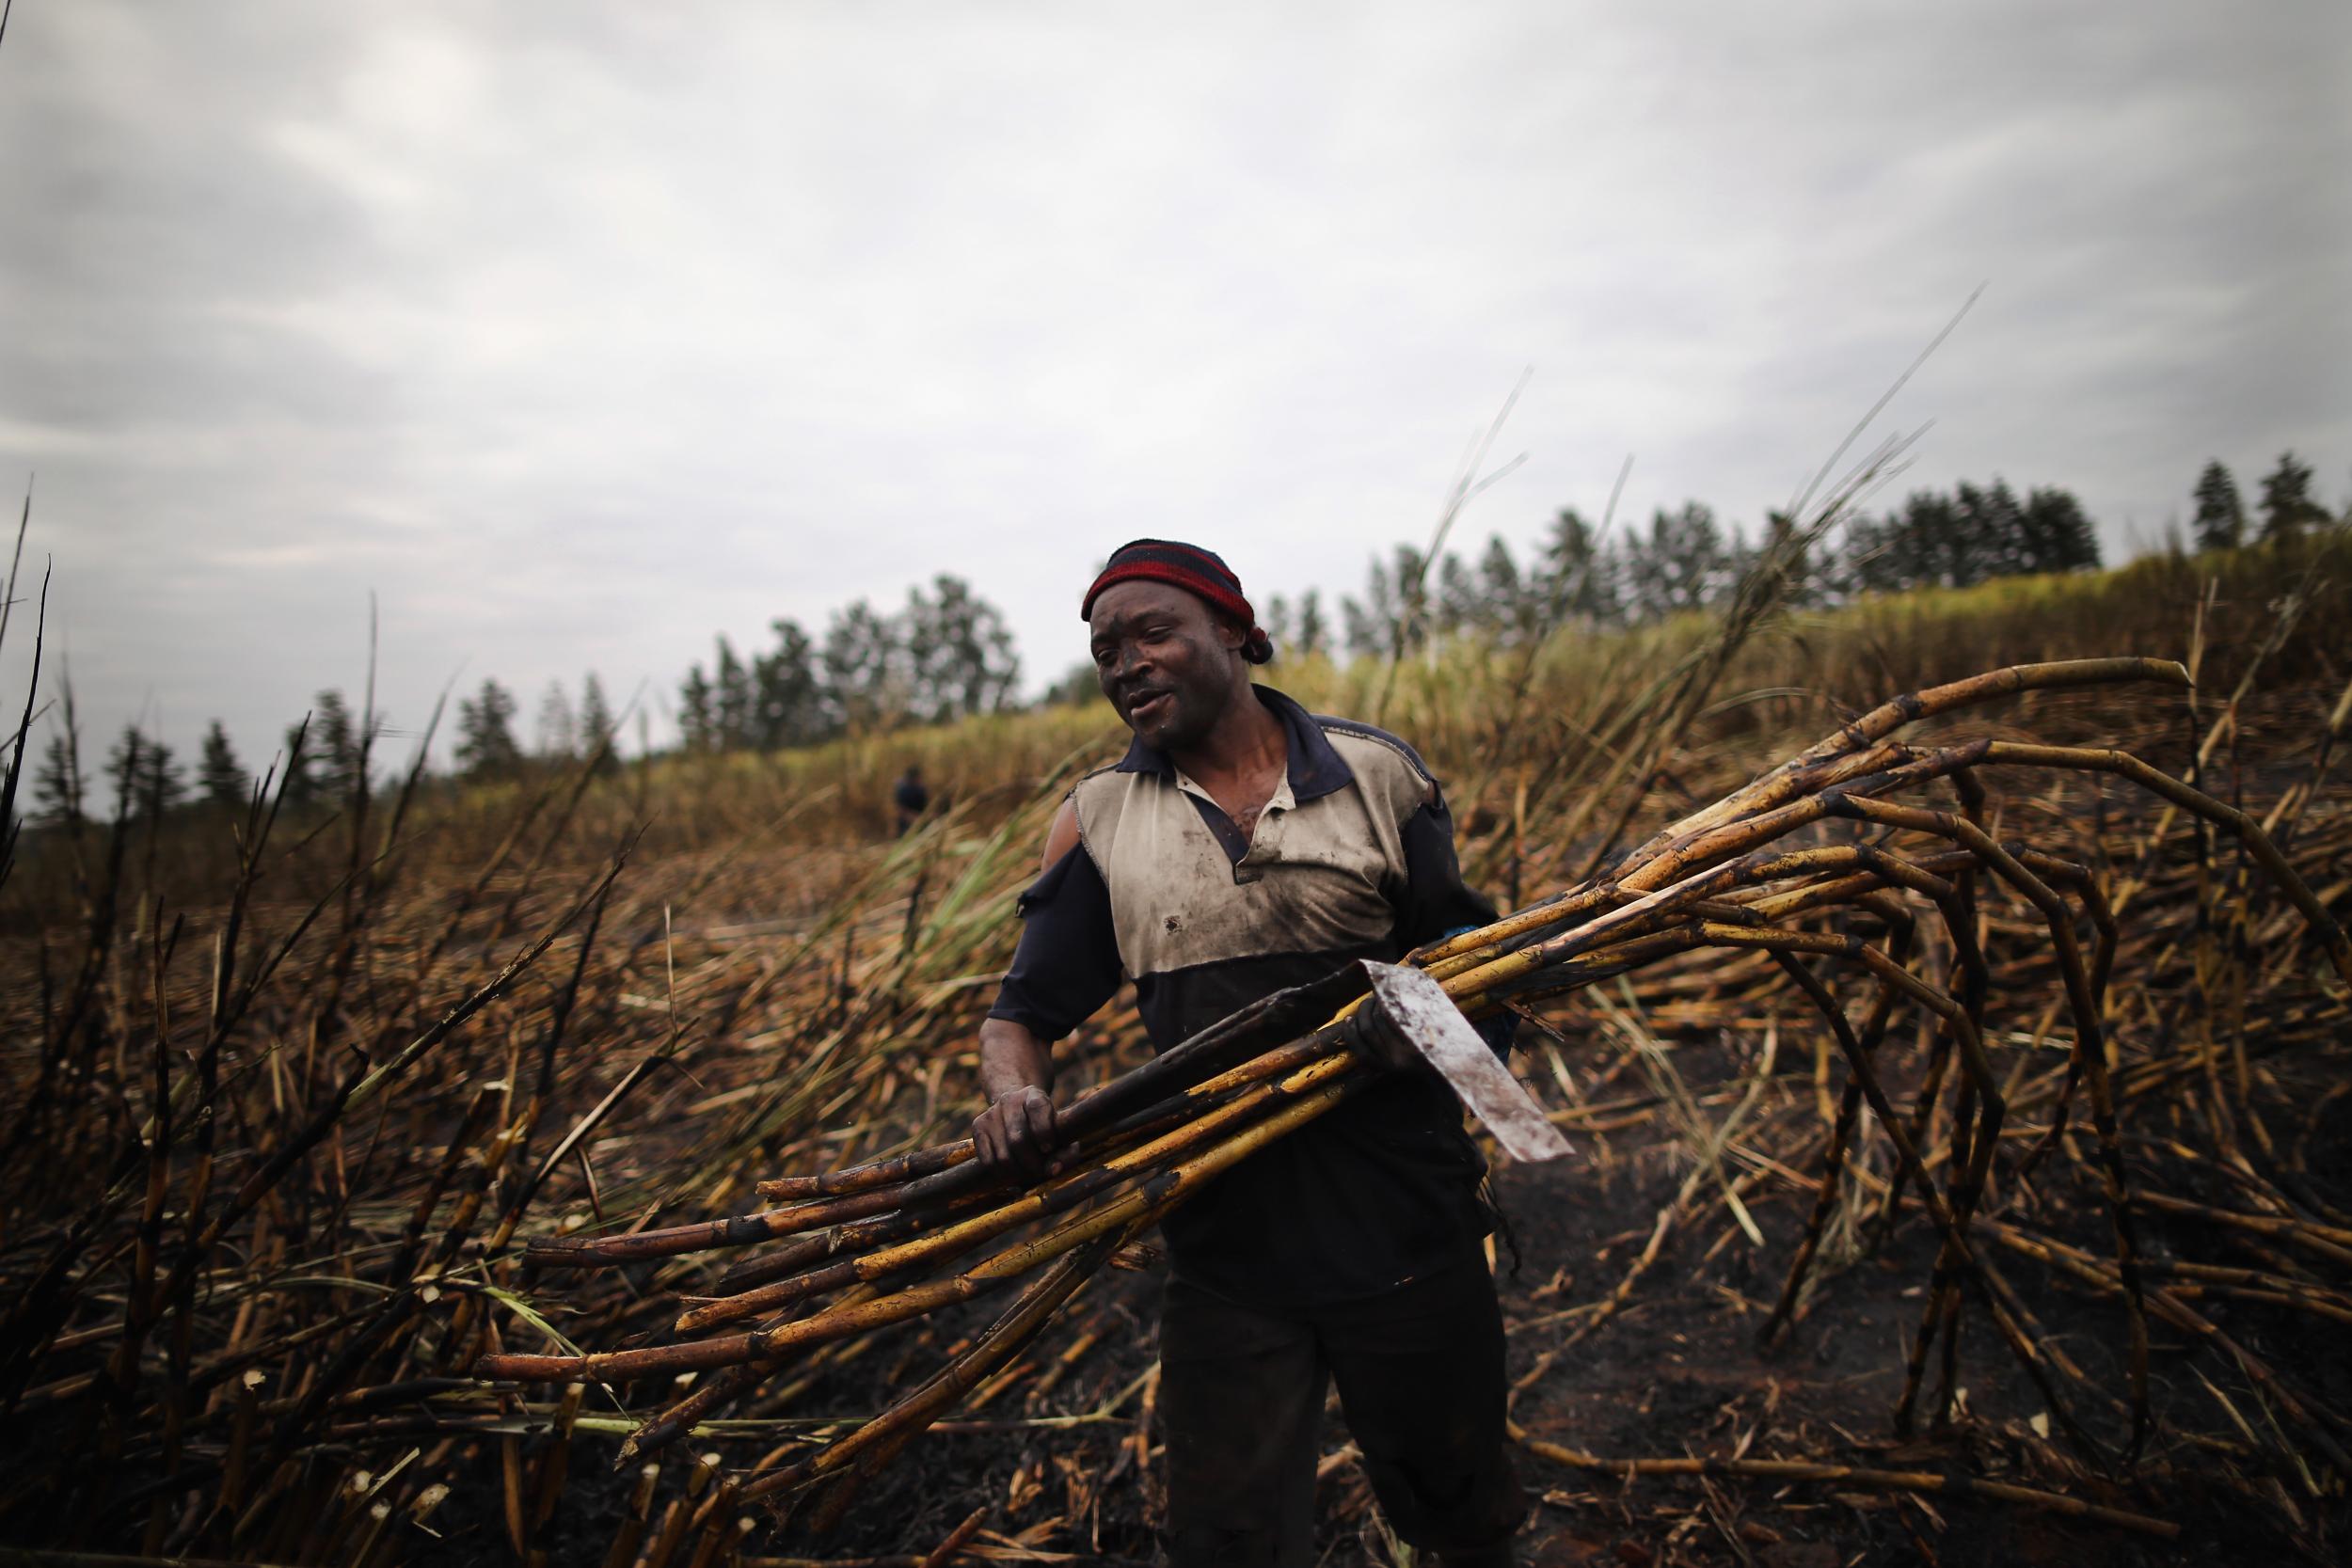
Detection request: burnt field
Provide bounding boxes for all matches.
[2,549,2348,1567]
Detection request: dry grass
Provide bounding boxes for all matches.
[0,531,2345,1566]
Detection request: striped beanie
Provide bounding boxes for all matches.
[1081,539,1273,663]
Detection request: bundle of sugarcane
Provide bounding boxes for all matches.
[476,657,2351,1527]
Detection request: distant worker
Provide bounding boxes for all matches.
[892,763,930,835]
[972,540,1527,1566]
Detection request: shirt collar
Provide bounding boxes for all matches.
[1111,684,1355,802]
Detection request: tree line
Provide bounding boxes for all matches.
[31,673,624,829]
[15,451,2341,822]
[35,572,1029,825]
[675,574,1021,752]
[2187,451,2334,552]
[1261,479,2099,662]
[1249,451,2335,663]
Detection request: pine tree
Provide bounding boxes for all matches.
[1339,556,1391,660]
[713,638,754,750]
[1389,545,1433,653]
[453,679,523,780]
[32,730,85,828]
[821,600,903,733]
[1841,480,2096,591]
[579,673,620,773]
[753,619,827,746]
[1622,503,1725,619]
[279,721,319,809]
[900,576,1020,723]
[1294,590,1328,658]
[312,689,360,800]
[31,687,87,830]
[1539,508,1620,625]
[1539,508,1594,583]
[677,665,716,752]
[1261,594,1293,657]
[197,721,249,811]
[535,681,578,761]
[1858,492,1957,591]
[1476,535,1531,642]
[1345,546,1433,656]
[1434,550,1480,641]
[2020,487,2100,574]
[1840,512,1895,594]
[141,738,185,818]
[1951,482,2021,583]
[1755,510,1821,607]
[2258,451,2326,541]
[1339,589,1381,661]
[2191,461,2245,552]
[1714,521,1754,602]
[104,726,143,820]
[104,726,184,819]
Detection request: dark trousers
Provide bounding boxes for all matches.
[1157,1259,1527,1566]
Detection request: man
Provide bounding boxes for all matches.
[892,763,930,835]
[973,540,1527,1566]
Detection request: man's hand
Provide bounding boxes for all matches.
[973,1016,1061,1177]
[972,1084,1060,1177]
[1340,990,1417,1069]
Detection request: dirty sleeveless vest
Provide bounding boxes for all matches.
[1069,720,1488,1307]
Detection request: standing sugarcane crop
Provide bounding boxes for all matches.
[971,540,1530,1568]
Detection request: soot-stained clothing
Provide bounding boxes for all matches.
[986,685,1502,1307]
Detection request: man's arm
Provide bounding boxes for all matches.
[974,1015,1059,1174]
[972,800,1113,1174]
[1395,786,1501,949]
[1391,781,1517,1060]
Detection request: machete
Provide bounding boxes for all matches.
[1360,960,1575,1164]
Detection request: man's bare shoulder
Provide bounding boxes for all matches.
[1041,796,1082,872]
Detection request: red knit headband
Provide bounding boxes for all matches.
[1082,539,1273,664]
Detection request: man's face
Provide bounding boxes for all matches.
[1088,580,1244,752]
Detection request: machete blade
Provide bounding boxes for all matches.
[1362,961,1575,1164]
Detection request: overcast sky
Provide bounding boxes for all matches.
[2,1,2346,777]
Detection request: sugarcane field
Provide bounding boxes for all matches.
[5,8,2350,1567]
[3,494,2349,1566]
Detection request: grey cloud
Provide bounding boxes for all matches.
[1,0,2345,777]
